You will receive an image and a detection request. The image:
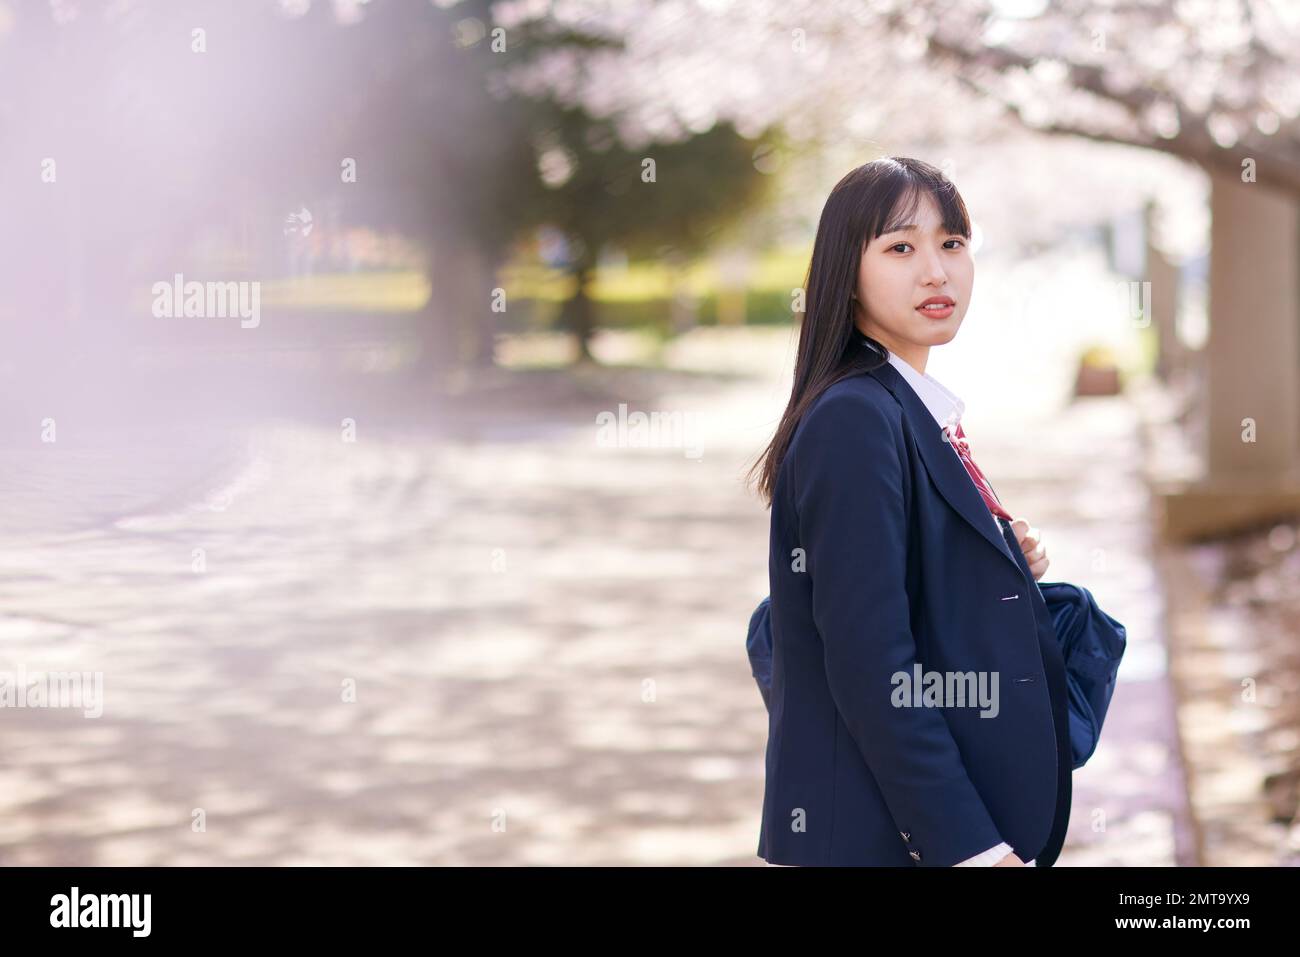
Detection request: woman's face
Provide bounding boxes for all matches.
[853,190,973,369]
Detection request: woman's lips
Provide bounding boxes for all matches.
[916,301,955,319]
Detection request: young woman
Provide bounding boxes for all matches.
[747,156,1072,867]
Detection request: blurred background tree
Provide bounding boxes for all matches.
[522,100,776,361]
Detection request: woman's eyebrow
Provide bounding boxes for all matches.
[881,224,959,237]
[884,224,920,234]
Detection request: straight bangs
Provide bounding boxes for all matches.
[863,171,972,252]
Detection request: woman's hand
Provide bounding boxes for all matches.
[1010,518,1048,581]
[993,852,1026,866]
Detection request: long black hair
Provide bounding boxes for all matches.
[746,156,972,506]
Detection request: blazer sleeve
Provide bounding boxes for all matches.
[790,390,1005,866]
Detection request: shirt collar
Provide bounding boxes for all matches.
[885,350,964,434]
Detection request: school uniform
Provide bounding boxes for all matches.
[757,334,1072,867]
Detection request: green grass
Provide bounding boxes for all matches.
[498,246,809,332]
[257,271,431,312]
[500,246,809,302]
[129,246,811,331]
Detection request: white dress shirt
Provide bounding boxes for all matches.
[884,350,1037,868]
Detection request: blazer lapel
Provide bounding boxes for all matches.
[866,361,1021,572]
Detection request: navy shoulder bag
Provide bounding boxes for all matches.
[746,582,1126,770]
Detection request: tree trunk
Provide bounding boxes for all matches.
[417,239,498,377]
[562,261,598,364]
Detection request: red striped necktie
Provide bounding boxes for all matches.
[944,421,1014,522]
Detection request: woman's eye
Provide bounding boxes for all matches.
[889,240,963,253]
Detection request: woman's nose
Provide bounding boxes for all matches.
[919,257,947,285]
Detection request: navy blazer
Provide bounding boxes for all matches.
[758,358,1072,866]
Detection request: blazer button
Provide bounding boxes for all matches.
[909,850,921,862]
[900,831,910,841]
